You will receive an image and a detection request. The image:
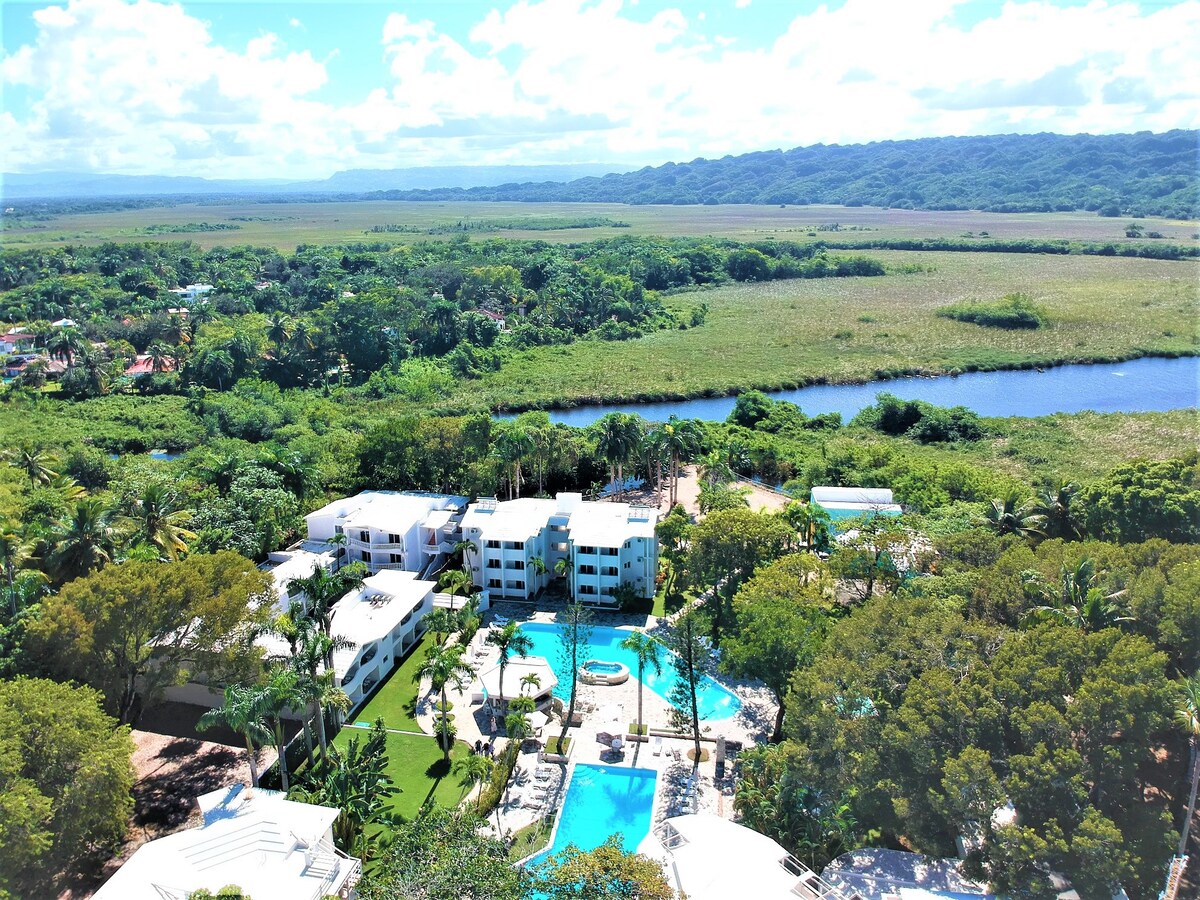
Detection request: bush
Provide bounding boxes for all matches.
[937,293,1046,329]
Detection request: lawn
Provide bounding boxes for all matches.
[442,250,1199,411]
[350,637,431,733]
[332,726,469,820]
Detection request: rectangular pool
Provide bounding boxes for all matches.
[518,622,742,721]
[527,764,658,867]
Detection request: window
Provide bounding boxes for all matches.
[507,560,525,570]
[624,562,631,569]
[602,566,618,577]
[487,558,501,569]
[602,586,616,596]
[359,530,369,543]
[488,578,502,589]
[601,547,618,556]
[554,542,568,552]
[578,564,597,576]
[388,533,402,544]
[578,584,597,595]
[389,553,401,564]
[551,524,568,532]
[360,550,371,563]
[579,545,596,555]
[506,541,525,551]
[486,539,501,549]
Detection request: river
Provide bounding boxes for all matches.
[505,356,1200,427]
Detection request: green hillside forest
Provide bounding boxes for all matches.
[372,130,1200,218]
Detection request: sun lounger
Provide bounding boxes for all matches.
[494,615,510,626]
[671,748,681,762]
[652,736,663,756]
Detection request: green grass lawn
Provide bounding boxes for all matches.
[350,637,430,733]
[443,251,1198,411]
[332,726,469,820]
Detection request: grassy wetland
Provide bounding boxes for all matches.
[441,248,1199,411]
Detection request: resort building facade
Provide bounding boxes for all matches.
[460,492,659,606]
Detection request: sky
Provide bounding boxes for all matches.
[1,0,1197,180]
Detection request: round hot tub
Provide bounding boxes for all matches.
[579,659,630,686]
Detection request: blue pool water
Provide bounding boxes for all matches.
[518,622,742,721]
[527,764,658,867]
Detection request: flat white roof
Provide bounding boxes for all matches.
[811,486,895,506]
[655,814,846,900]
[94,785,351,900]
[820,502,903,514]
[462,497,559,542]
[568,500,658,545]
[262,547,336,610]
[330,570,435,675]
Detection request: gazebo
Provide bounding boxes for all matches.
[479,654,558,707]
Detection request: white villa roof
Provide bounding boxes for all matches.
[462,497,558,541]
[478,654,557,702]
[94,785,352,900]
[307,491,465,532]
[812,486,895,506]
[422,508,453,529]
[822,848,993,900]
[820,501,903,514]
[652,814,849,900]
[329,570,435,676]
[261,546,336,612]
[567,500,658,546]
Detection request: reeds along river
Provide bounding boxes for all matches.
[502,356,1200,427]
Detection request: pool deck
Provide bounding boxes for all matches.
[412,601,777,840]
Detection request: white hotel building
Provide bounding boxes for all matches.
[460,492,659,607]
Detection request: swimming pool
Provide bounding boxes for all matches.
[527,764,658,867]
[517,622,742,721]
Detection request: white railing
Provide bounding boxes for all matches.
[1161,854,1188,900]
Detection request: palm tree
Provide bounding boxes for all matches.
[122,483,196,560]
[438,567,472,613]
[423,607,458,646]
[0,521,33,617]
[198,684,272,787]
[1175,672,1200,855]
[487,622,533,707]
[1039,481,1082,540]
[594,413,642,500]
[697,448,734,489]
[293,628,353,765]
[267,314,294,353]
[4,446,58,487]
[619,632,663,744]
[452,538,476,576]
[47,474,87,503]
[454,752,495,811]
[528,556,547,592]
[520,672,542,697]
[503,696,537,804]
[47,498,120,582]
[1022,558,1132,632]
[146,341,172,374]
[254,667,304,792]
[982,492,1046,539]
[494,423,535,499]
[288,564,364,667]
[326,531,348,572]
[47,327,84,364]
[414,644,476,761]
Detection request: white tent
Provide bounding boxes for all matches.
[478,654,557,703]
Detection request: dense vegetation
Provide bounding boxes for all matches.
[937,294,1047,330]
[369,131,1200,218]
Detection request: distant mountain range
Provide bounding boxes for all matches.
[0,163,625,200]
[367,131,1199,219]
[4,132,1197,217]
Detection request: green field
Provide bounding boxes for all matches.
[4,199,1197,250]
[440,250,1199,411]
[351,638,431,733]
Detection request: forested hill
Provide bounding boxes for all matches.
[372,130,1199,218]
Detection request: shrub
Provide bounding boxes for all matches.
[937,293,1047,329]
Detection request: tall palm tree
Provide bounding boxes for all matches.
[1176,672,1200,855]
[423,607,458,646]
[414,644,475,761]
[438,567,472,613]
[454,752,495,811]
[619,632,663,743]
[122,483,196,560]
[47,498,120,582]
[1039,481,1083,540]
[528,556,547,592]
[46,474,87,503]
[293,628,352,765]
[146,341,172,374]
[487,622,533,707]
[254,667,304,792]
[594,413,642,500]
[697,448,734,489]
[47,327,84,364]
[520,672,542,697]
[658,417,699,502]
[0,521,33,617]
[1022,558,1131,632]
[982,492,1046,539]
[288,564,364,668]
[267,314,294,353]
[198,684,272,787]
[326,531,347,572]
[494,423,535,500]
[4,446,58,488]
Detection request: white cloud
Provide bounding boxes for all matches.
[2,0,1197,178]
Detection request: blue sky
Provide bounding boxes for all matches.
[2,0,1197,179]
